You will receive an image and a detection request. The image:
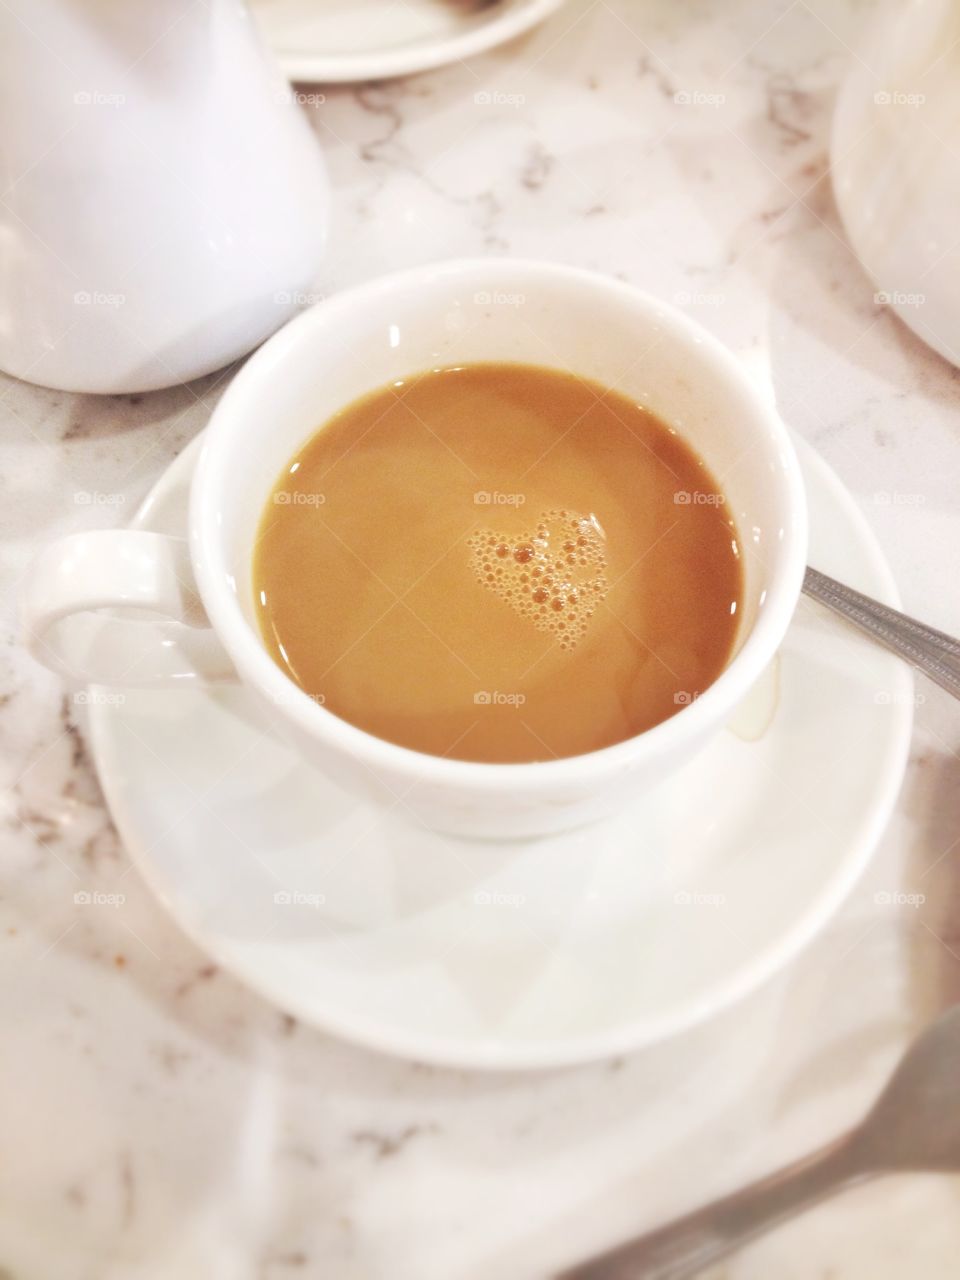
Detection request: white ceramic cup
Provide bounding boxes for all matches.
[23,259,807,838]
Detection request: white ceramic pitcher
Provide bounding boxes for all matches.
[831,0,960,367]
[0,0,330,394]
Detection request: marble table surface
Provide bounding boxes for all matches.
[2,1,959,1276]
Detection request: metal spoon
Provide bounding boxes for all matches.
[802,566,960,700]
[559,1004,960,1279]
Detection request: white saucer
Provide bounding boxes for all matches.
[250,0,568,84]
[87,435,912,1070]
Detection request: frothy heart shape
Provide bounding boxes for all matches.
[467,509,609,650]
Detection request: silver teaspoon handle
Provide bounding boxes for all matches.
[803,566,960,701]
[558,1136,865,1280]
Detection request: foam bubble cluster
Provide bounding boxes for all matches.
[467,509,608,650]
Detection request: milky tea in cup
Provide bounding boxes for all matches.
[252,362,742,763]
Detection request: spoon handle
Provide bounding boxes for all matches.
[803,566,960,700]
[557,1136,864,1280]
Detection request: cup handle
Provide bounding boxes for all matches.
[21,529,237,686]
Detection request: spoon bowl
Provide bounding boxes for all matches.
[851,1004,960,1173]
[562,1003,960,1279]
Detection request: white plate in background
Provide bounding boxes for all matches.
[250,0,569,83]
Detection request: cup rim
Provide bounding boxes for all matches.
[191,258,808,792]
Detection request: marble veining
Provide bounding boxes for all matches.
[2,0,960,1276]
